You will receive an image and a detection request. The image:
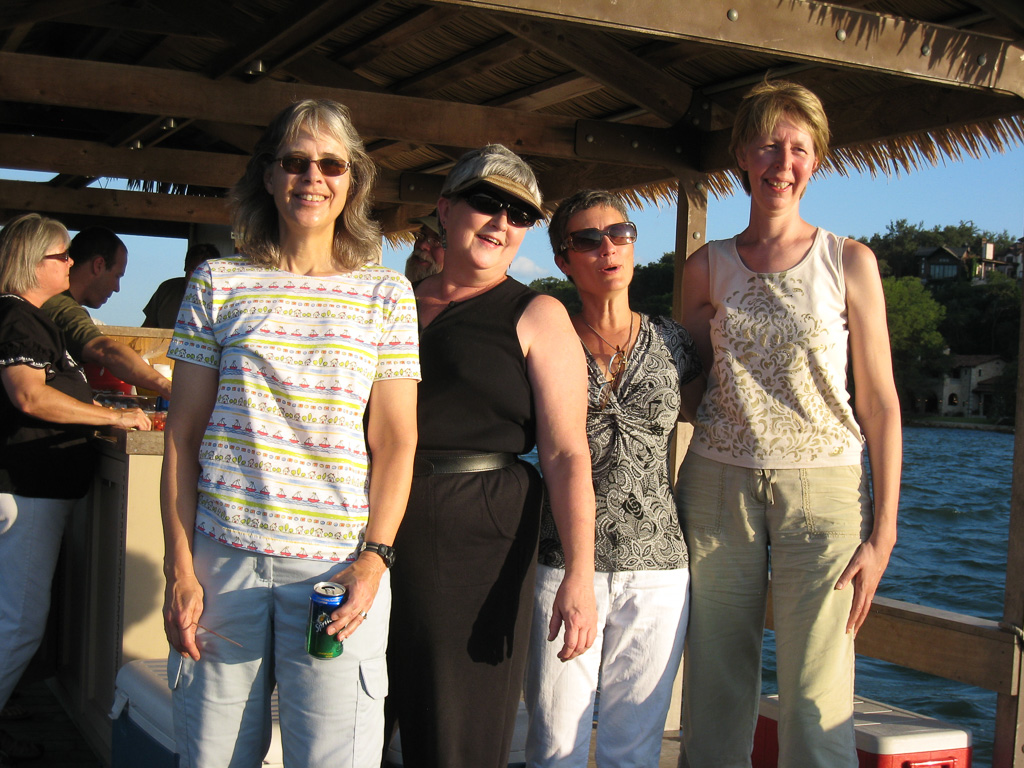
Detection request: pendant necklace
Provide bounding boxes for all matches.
[580,312,635,408]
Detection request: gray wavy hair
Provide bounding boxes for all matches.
[231,99,381,269]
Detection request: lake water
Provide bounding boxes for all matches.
[532,425,1015,765]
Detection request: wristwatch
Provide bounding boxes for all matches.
[358,541,396,568]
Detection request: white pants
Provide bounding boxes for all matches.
[0,493,75,708]
[170,533,390,768]
[525,564,690,768]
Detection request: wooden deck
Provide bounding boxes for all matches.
[7,672,682,768]
[2,676,101,768]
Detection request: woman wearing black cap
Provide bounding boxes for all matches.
[388,144,597,768]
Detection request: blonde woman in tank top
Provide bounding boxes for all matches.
[677,81,901,768]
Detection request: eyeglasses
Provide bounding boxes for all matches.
[276,155,352,177]
[43,250,71,262]
[460,191,539,228]
[415,232,442,249]
[564,222,638,253]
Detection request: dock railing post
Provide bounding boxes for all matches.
[993,299,1024,767]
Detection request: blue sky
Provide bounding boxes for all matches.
[4,142,1022,326]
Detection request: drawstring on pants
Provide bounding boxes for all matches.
[754,468,778,506]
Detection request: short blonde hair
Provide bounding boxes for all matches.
[231,99,381,270]
[729,80,830,193]
[0,213,70,295]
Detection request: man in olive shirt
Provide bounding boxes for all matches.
[43,227,172,399]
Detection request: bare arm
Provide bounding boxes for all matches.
[2,365,151,430]
[82,335,173,399]
[161,360,218,660]
[679,245,715,375]
[835,239,902,635]
[326,377,418,641]
[519,294,597,661]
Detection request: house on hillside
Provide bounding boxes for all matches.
[929,353,1007,417]
[918,245,969,283]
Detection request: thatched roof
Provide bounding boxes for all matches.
[1,0,1022,245]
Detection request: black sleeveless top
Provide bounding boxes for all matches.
[0,294,96,498]
[416,278,537,454]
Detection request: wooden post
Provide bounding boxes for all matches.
[665,174,708,732]
[993,300,1024,766]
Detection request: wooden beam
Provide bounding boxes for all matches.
[0,52,600,163]
[0,134,245,189]
[493,13,692,124]
[766,592,1019,694]
[0,0,113,30]
[993,306,1024,766]
[392,34,534,97]
[0,179,231,225]
[438,0,1024,99]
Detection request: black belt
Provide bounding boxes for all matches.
[413,451,518,477]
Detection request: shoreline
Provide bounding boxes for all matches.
[904,419,1014,434]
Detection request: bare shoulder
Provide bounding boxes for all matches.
[842,238,882,284]
[519,293,576,355]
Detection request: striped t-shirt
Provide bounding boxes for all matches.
[168,256,420,561]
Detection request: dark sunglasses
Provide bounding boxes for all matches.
[43,250,71,262]
[276,155,352,177]
[460,191,539,228]
[564,222,637,253]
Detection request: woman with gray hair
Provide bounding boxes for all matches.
[161,99,420,766]
[525,190,703,767]
[0,213,149,763]
[388,145,598,768]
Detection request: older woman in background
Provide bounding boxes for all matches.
[0,213,149,762]
[161,99,419,767]
[389,144,597,768]
[678,81,901,767]
[525,190,702,767]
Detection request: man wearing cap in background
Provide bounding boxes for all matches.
[43,226,172,400]
[142,242,219,329]
[403,212,445,283]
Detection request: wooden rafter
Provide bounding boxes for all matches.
[493,13,693,124]
[439,0,1024,99]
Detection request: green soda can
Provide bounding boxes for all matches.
[306,581,347,659]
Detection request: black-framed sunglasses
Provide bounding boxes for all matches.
[276,155,352,177]
[564,222,638,253]
[43,250,71,262]
[460,190,539,228]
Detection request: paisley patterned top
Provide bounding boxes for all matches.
[690,229,864,469]
[168,256,420,561]
[539,314,701,572]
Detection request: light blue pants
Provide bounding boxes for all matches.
[0,493,74,709]
[170,533,389,768]
[677,453,871,768]
[525,564,690,768]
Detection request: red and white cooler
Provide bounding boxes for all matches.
[753,694,972,768]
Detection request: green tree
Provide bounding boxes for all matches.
[882,276,947,412]
[628,253,675,318]
[528,276,581,315]
[930,271,1021,359]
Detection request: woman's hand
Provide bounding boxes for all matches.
[835,535,895,636]
[163,571,205,661]
[326,553,387,641]
[117,407,152,431]
[549,570,598,661]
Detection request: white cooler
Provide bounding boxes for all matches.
[109,658,284,767]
